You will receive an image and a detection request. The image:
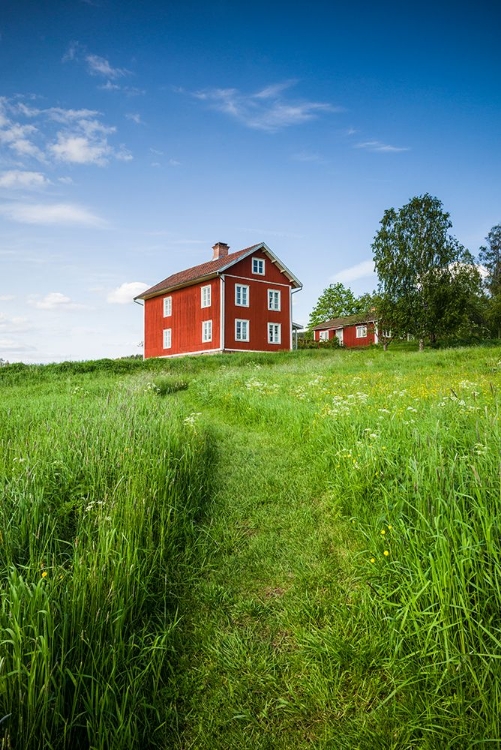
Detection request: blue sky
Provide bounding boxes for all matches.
[1,0,500,362]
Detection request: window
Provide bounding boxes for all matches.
[319,330,329,341]
[235,284,249,307]
[202,320,212,343]
[163,328,172,349]
[252,257,265,275]
[268,323,281,344]
[201,285,211,308]
[163,296,172,317]
[235,319,249,342]
[356,325,367,338]
[268,289,281,311]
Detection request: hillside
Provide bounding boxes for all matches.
[1,346,500,748]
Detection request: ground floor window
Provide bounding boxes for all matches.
[235,319,249,342]
[163,328,172,349]
[202,320,212,342]
[268,322,281,344]
[319,330,329,341]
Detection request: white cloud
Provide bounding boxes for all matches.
[332,260,376,283]
[28,292,86,310]
[0,314,32,332]
[0,295,15,301]
[107,282,149,304]
[126,113,142,124]
[50,134,112,165]
[355,140,410,153]
[0,202,105,226]
[0,170,50,188]
[85,54,129,79]
[0,96,131,168]
[0,338,36,353]
[190,81,339,132]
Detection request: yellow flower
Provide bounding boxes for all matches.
[380,529,386,535]
[383,550,390,557]
[370,558,376,564]
[387,525,393,530]
[41,571,48,578]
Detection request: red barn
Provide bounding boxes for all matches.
[312,313,378,347]
[135,242,302,359]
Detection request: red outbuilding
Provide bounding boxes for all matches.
[135,242,302,359]
[312,313,378,347]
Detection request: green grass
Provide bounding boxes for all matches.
[1,345,501,748]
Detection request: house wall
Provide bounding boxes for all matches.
[342,324,375,347]
[143,277,221,358]
[223,251,292,352]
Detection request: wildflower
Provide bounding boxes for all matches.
[41,571,48,578]
[380,529,386,535]
[370,558,376,564]
[387,525,392,530]
[383,550,390,557]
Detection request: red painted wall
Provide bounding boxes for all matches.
[223,251,292,352]
[143,278,220,358]
[342,324,375,347]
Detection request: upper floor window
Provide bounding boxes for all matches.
[163,328,172,349]
[235,284,249,307]
[202,320,212,343]
[163,296,172,317]
[268,289,281,311]
[356,325,368,338]
[268,323,281,345]
[252,258,265,275]
[235,319,249,342]
[201,285,211,308]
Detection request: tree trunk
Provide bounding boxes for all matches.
[419,338,424,351]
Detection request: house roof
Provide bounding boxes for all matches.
[135,242,302,300]
[313,312,377,331]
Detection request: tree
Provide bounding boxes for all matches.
[479,224,501,337]
[308,282,370,330]
[372,194,482,350]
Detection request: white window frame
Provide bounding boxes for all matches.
[235,319,249,342]
[267,289,281,311]
[163,296,172,317]
[235,284,249,307]
[319,330,329,341]
[252,258,265,275]
[202,320,212,343]
[201,285,211,308]
[356,325,368,338]
[163,328,172,349]
[268,323,281,345]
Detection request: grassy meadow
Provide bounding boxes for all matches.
[1,345,500,748]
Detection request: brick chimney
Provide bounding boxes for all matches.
[212,242,229,260]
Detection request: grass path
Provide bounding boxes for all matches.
[175,410,388,749]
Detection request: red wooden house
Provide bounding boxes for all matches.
[312,313,378,347]
[135,242,302,359]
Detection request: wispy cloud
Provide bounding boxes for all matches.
[0,314,33,332]
[0,202,106,226]
[126,113,143,124]
[107,282,149,304]
[190,81,340,132]
[85,53,129,79]
[332,260,376,283]
[0,170,50,189]
[28,292,87,310]
[0,97,132,167]
[355,140,410,153]
[0,338,36,353]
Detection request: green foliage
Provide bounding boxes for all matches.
[372,194,484,348]
[307,282,371,329]
[479,223,501,337]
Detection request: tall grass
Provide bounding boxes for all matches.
[0,376,214,749]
